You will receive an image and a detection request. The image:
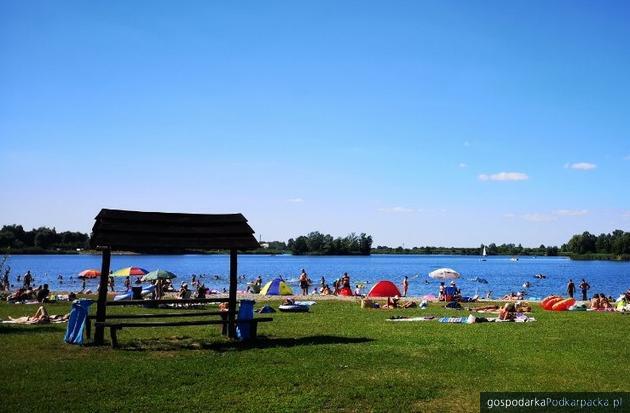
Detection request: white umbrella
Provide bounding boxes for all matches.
[428,268,461,279]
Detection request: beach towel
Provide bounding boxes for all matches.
[294,301,317,306]
[439,317,468,323]
[2,315,67,324]
[64,299,93,345]
[386,316,436,322]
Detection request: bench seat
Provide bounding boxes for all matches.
[96,317,273,348]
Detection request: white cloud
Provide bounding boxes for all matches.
[458,162,468,168]
[503,213,516,218]
[478,172,529,181]
[287,198,304,203]
[521,213,557,222]
[377,206,417,213]
[565,162,597,170]
[464,141,471,147]
[553,209,588,217]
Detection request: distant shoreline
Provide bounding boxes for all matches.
[3,250,629,261]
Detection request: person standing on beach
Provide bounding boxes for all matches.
[341,272,351,289]
[124,276,131,291]
[567,279,575,298]
[299,268,309,295]
[581,279,591,300]
[402,276,409,297]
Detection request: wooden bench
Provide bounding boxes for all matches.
[85,311,226,339]
[96,317,273,348]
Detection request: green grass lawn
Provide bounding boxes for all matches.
[0,299,628,412]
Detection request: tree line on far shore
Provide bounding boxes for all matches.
[562,230,630,257]
[0,225,89,253]
[372,243,559,256]
[0,223,628,259]
[287,232,373,255]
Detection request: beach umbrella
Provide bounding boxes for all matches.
[141,269,177,282]
[111,267,148,277]
[78,269,101,279]
[259,278,293,296]
[428,268,461,280]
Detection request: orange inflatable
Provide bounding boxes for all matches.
[551,298,575,311]
[541,295,560,309]
[543,297,563,310]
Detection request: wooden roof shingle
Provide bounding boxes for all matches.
[90,209,260,252]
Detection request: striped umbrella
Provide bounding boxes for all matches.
[78,269,101,279]
[111,267,149,277]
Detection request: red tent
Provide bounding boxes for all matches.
[366,280,402,298]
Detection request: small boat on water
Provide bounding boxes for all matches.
[481,246,487,261]
[510,257,519,262]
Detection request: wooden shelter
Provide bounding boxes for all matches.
[89,208,260,345]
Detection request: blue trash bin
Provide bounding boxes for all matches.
[236,299,255,340]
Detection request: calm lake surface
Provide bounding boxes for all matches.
[4,254,630,299]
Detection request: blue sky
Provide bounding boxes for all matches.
[1,1,629,247]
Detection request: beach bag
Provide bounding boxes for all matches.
[257,305,275,314]
[445,301,462,310]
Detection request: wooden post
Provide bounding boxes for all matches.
[227,248,238,339]
[94,247,111,345]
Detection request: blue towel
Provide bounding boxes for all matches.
[64,299,93,345]
[439,317,467,323]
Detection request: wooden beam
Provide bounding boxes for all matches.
[227,248,238,338]
[93,247,111,345]
[105,297,228,306]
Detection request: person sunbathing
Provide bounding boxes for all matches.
[8,306,52,324]
[468,305,499,312]
[515,301,532,312]
[499,303,516,321]
[502,292,517,300]
[382,296,400,309]
[599,294,612,309]
[590,294,602,310]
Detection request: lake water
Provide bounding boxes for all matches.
[3,254,630,299]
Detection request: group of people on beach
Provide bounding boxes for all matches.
[299,269,353,296]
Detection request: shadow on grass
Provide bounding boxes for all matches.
[0,324,61,335]
[119,335,374,352]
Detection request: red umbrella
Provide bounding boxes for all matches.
[78,269,101,279]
